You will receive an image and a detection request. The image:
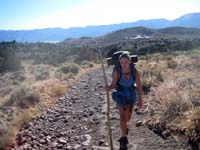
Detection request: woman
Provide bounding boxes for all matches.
[105,53,143,149]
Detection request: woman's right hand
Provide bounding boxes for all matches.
[104,85,110,92]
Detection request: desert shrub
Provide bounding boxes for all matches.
[156,71,164,82]
[50,85,66,97]
[4,86,40,109]
[9,71,26,82]
[0,119,7,140]
[0,127,8,149]
[167,59,178,69]
[0,41,21,73]
[54,70,62,80]
[34,53,66,65]
[55,68,76,80]
[34,65,49,80]
[141,78,152,94]
[190,87,200,107]
[162,98,191,122]
[76,46,97,62]
[186,106,200,142]
[61,63,80,74]
[80,61,94,68]
[193,59,200,71]
[142,69,150,77]
[0,108,33,149]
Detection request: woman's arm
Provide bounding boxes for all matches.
[105,70,118,91]
[135,69,143,108]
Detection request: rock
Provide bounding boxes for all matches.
[30,135,37,140]
[136,120,143,127]
[52,142,58,147]
[66,145,72,149]
[161,130,171,139]
[23,122,33,129]
[98,85,104,88]
[56,144,63,149]
[74,144,81,149]
[39,139,47,144]
[74,136,79,141]
[98,140,105,146]
[83,104,88,108]
[111,114,119,120]
[58,138,67,144]
[82,134,91,146]
[80,126,88,130]
[63,118,68,123]
[59,96,65,101]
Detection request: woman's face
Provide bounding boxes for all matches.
[119,57,130,69]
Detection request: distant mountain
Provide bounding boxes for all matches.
[0,12,200,42]
[60,26,200,47]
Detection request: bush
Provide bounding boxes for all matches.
[9,71,26,82]
[156,72,164,82]
[61,63,80,74]
[50,85,66,97]
[141,78,152,94]
[0,108,33,149]
[0,41,21,73]
[167,59,178,69]
[4,86,40,109]
[34,65,49,80]
[186,107,200,142]
[80,61,94,68]
[162,98,190,122]
[0,127,8,149]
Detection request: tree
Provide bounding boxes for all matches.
[0,41,21,72]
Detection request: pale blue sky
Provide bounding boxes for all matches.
[0,0,200,30]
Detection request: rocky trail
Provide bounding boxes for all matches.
[13,67,192,150]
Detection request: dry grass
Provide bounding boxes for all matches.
[0,108,33,149]
[0,59,99,148]
[139,48,200,138]
[3,85,40,109]
[50,84,67,97]
[60,63,80,74]
[185,106,200,142]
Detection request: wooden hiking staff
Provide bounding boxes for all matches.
[98,49,114,150]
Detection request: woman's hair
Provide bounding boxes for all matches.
[119,53,131,61]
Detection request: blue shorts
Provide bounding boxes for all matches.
[112,89,137,107]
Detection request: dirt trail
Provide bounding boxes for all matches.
[13,67,191,150]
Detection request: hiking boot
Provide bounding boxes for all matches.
[118,136,128,149]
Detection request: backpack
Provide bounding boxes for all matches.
[106,51,138,90]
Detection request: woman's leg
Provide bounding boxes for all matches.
[118,106,127,136]
[125,105,133,123]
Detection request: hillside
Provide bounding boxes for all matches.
[0,12,200,42]
[60,27,200,56]
[61,26,200,45]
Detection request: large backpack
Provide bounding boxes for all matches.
[107,51,138,90]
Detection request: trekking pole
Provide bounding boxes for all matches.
[98,49,114,150]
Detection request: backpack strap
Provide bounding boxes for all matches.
[130,63,136,82]
[112,63,121,82]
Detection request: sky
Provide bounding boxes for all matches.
[0,0,200,30]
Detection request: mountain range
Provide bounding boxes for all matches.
[0,12,200,42]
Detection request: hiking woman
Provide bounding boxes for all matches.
[105,53,143,149]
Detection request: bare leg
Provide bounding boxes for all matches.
[125,105,133,123]
[119,106,127,136]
